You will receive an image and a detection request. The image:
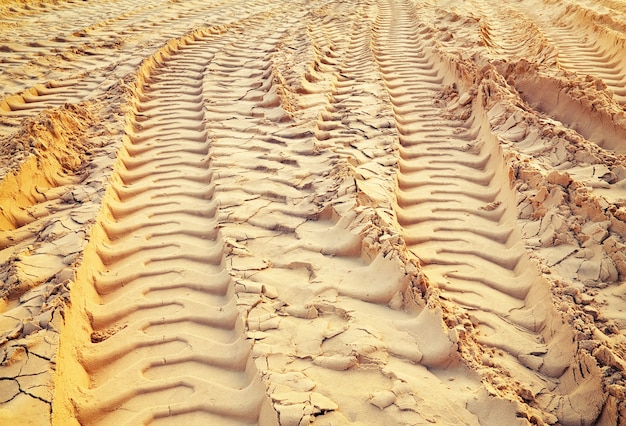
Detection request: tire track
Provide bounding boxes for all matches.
[549,7,626,103]
[1,3,162,119]
[202,1,488,424]
[0,0,127,41]
[0,0,284,234]
[0,80,101,123]
[0,0,237,272]
[515,0,626,105]
[192,9,347,425]
[462,0,626,153]
[0,0,163,96]
[2,0,620,424]
[303,7,485,423]
[55,27,277,425]
[0,0,260,126]
[469,0,556,65]
[372,0,603,422]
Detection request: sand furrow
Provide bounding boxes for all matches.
[514,0,626,105]
[1,0,625,424]
[0,0,165,96]
[0,0,274,132]
[52,26,277,426]
[437,0,626,155]
[372,0,609,423]
[0,12,273,420]
[200,2,491,424]
[0,104,111,423]
[456,0,626,153]
[198,10,360,425]
[468,0,556,65]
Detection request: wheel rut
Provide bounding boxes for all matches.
[3,0,623,424]
[0,0,272,127]
[372,0,599,421]
[55,27,277,425]
[374,0,520,319]
[199,1,489,424]
[456,0,626,153]
[514,0,626,105]
[469,0,556,65]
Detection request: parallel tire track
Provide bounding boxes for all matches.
[304,5,484,421]
[67,29,277,425]
[3,0,622,424]
[516,0,626,104]
[203,2,485,424]
[0,0,266,125]
[549,16,626,103]
[196,10,351,425]
[461,0,626,154]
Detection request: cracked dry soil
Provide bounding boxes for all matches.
[1,0,626,424]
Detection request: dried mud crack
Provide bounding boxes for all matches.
[1,0,626,425]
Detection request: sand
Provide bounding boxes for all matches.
[1,0,625,424]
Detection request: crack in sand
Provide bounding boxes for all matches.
[1,0,626,424]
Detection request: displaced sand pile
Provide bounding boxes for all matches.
[1,0,625,424]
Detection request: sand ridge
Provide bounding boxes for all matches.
[1,0,626,424]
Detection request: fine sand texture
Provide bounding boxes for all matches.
[1,0,626,424]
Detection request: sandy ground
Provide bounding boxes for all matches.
[1,0,626,424]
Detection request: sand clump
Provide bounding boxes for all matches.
[1,0,626,424]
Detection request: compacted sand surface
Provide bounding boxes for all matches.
[1,0,626,424]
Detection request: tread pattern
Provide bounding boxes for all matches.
[2,0,622,424]
[204,1,485,424]
[72,28,276,425]
[476,0,626,105]
[372,0,591,421]
[469,0,556,65]
[0,0,271,127]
